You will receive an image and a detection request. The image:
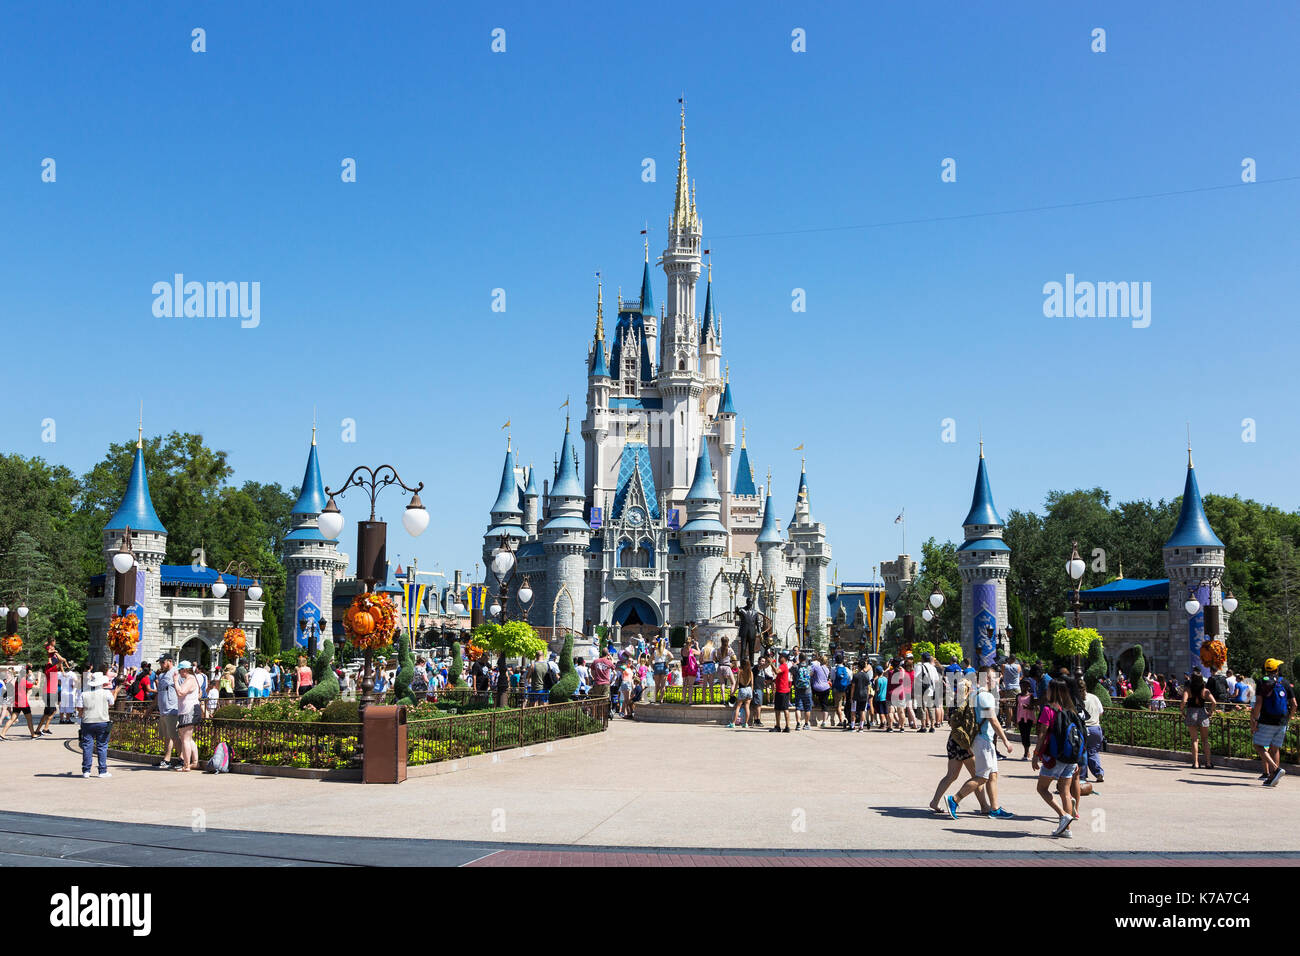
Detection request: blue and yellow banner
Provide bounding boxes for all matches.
[401,581,427,638]
[466,584,489,612]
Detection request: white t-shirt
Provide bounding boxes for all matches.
[974,689,998,742]
[250,667,271,690]
[1083,693,1103,727]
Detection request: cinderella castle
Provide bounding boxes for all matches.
[480,107,831,647]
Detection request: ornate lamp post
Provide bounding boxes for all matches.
[211,560,262,670]
[1066,541,1086,628]
[487,535,536,707]
[319,465,428,733]
[920,584,944,646]
[882,606,896,656]
[105,529,142,676]
[1184,576,1239,673]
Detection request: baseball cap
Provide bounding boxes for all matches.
[157,653,173,662]
[1265,658,1283,673]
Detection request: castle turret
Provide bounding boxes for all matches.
[584,279,612,502]
[484,439,526,581]
[1163,449,1228,677]
[957,443,1010,666]
[522,464,540,537]
[101,425,167,665]
[283,427,345,650]
[701,265,722,383]
[786,458,831,644]
[680,438,727,623]
[542,419,588,634]
[756,474,786,627]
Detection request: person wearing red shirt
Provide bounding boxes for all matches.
[769,652,793,733]
[1,665,39,739]
[36,646,69,736]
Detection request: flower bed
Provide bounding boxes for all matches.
[108,696,610,772]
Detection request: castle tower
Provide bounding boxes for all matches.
[543,419,589,634]
[1163,449,1228,677]
[680,438,728,623]
[756,474,786,628]
[283,427,345,650]
[880,554,917,604]
[583,279,612,504]
[522,464,541,537]
[786,458,831,643]
[661,101,702,376]
[101,424,167,666]
[701,265,722,383]
[483,439,526,580]
[957,443,1010,666]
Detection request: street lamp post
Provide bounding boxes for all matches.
[1066,541,1086,629]
[211,560,263,671]
[487,535,535,708]
[920,584,944,649]
[107,529,141,675]
[1184,576,1239,674]
[319,464,428,736]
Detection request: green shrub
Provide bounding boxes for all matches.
[936,641,963,665]
[449,641,466,687]
[1122,644,1152,709]
[299,640,339,709]
[393,630,416,706]
[1084,637,1110,704]
[549,634,579,702]
[1054,627,1101,660]
[211,704,246,721]
[319,698,359,723]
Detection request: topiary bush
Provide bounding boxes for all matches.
[1085,637,1110,704]
[1122,644,1152,709]
[549,634,578,702]
[393,629,416,706]
[299,640,340,709]
[936,641,963,665]
[1054,627,1102,661]
[449,641,467,687]
[320,698,359,723]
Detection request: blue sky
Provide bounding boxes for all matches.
[2,1,1296,583]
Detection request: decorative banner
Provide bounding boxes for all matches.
[791,588,811,639]
[1188,583,1210,677]
[666,508,680,530]
[466,584,489,612]
[124,569,145,668]
[401,582,427,639]
[870,589,887,653]
[295,573,323,650]
[972,582,997,667]
[590,507,603,530]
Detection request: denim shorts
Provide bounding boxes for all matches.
[795,691,813,712]
[1254,722,1287,749]
[1039,760,1077,779]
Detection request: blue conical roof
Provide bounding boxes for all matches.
[719,380,736,415]
[106,446,167,533]
[686,440,720,502]
[1165,461,1224,549]
[524,464,540,497]
[962,453,1003,527]
[734,444,756,496]
[490,445,522,515]
[790,466,809,529]
[291,442,326,515]
[551,424,583,498]
[639,260,655,317]
[589,340,609,377]
[702,277,714,337]
[757,490,782,544]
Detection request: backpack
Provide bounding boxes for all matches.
[543,666,557,690]
[412,670,429,693]
[127,673,146,699]
[949,701,978,751]
[794,665,811,690]
[834,665,851,690]
[1208,673,1230,702]
[1263,679,1290,719]
[1046,706,1085,765]
[206,741,230,774]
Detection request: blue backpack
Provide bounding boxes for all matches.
[1263,679,1290,720]
[1046,706,1084,765]
[834,665,851,690]
[794,665,811,690]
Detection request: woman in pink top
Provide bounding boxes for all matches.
[682,641,700,704]
[1150,674,1165,710]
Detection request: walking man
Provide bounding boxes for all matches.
[151,655,180,769]
[77,672,116,778]
[945,668,1015,819]
[1252,658,1294,786]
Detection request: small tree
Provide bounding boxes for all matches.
[1121,644,1151,710]
[911,640,936,660]
[1084,637,1110,704]
[549,633,578,702]
[1054,626,1101,672]
[472,620,547,708]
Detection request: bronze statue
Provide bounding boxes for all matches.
[736,596,770,665]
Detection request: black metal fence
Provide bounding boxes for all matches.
[109,695,610,771]
[1099,708,1300,764]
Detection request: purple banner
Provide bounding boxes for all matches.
[972,582,997,667]
[295,573,323,649]
[124,569,145,668]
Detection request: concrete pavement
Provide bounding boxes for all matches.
[2,717,1295,854]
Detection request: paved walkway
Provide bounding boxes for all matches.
[2,719,1295,856]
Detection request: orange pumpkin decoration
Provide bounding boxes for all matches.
[2,634,21,657]
[351,610,375,636]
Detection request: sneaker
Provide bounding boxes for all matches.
[1056,827,1073,839]
[782,726,790,733]
[41,729,54,735]
[1051,815,1072,837]
[1258,772,1270,780]
[769,727,780,733]
[1266,768,1286,787]
[945,796,959,819]
[96,772,111,779]
[929,727,936,733]
[82,771,92,778]
[157,760,170,768]
[727,722,735,728]
[988,807,1015,819]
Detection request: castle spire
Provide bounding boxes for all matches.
[673,98,690,232]
[107,425,166,534]
[291,429,327,516]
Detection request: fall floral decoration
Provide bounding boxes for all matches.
[343,592,396,651]
[223,626,247,659]
[107,613,140,657]
[1199,639,1227,671]
[1,634,21,658]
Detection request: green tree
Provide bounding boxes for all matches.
[472,620,547,708]
[0,531,61,662]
